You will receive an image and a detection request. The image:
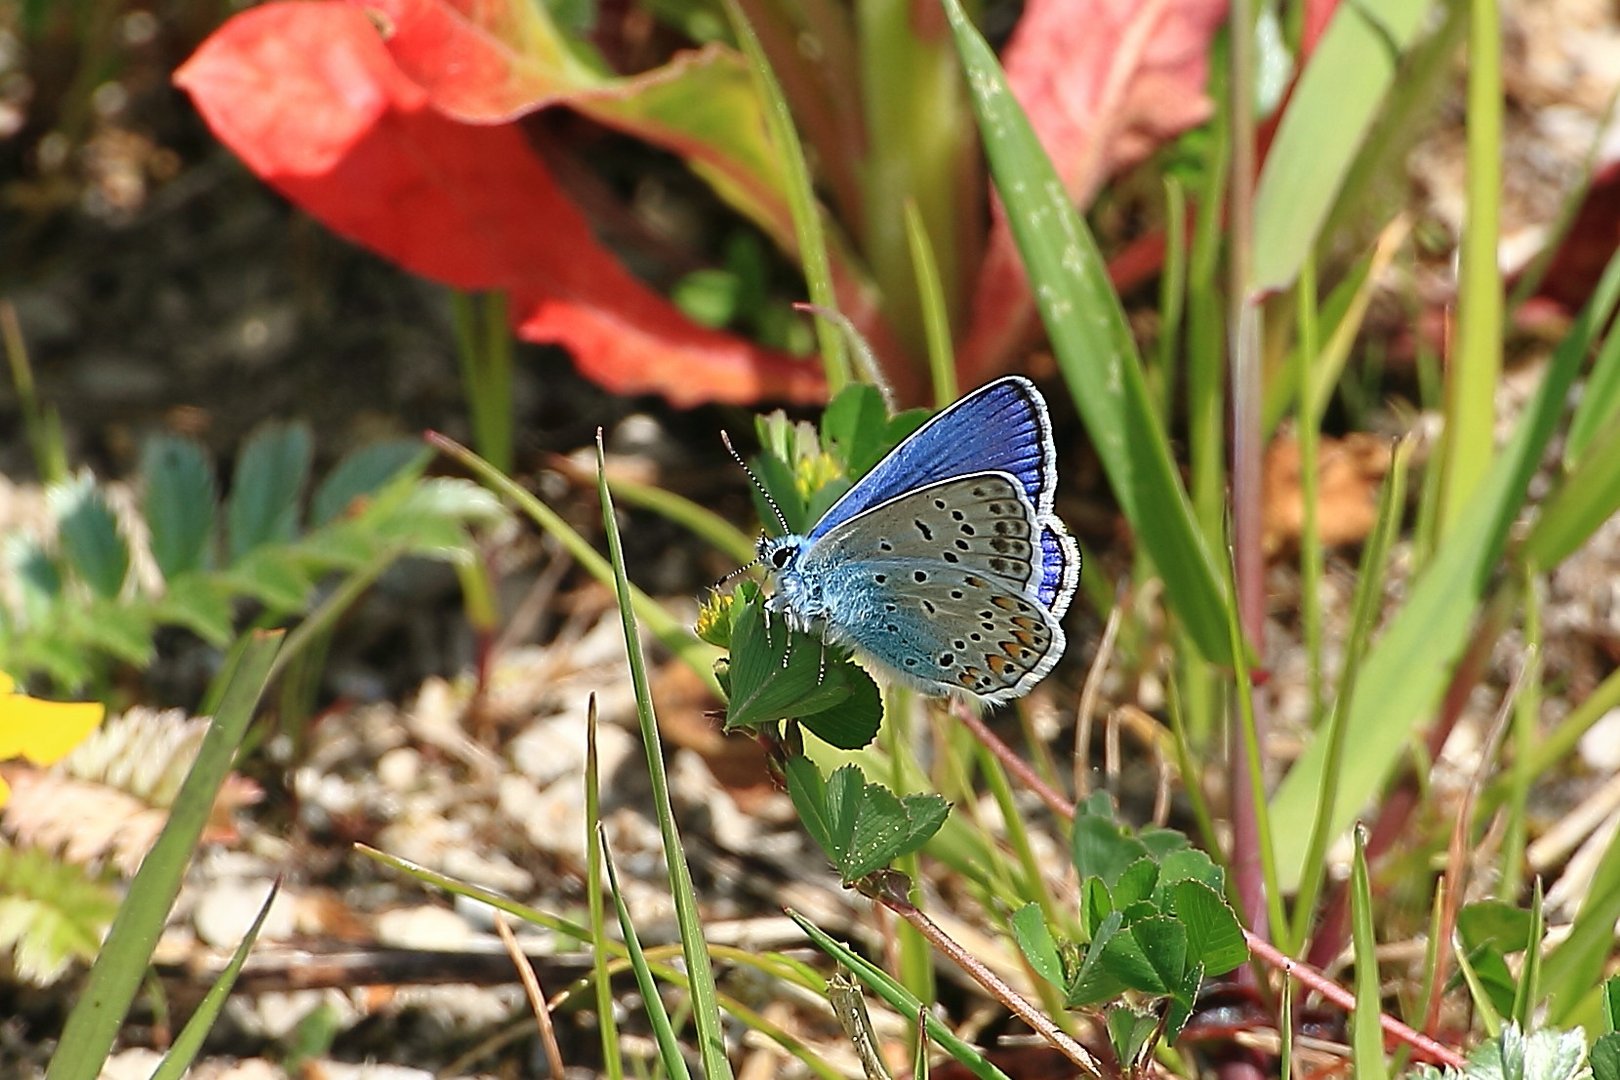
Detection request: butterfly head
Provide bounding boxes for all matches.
[756,532,823,629]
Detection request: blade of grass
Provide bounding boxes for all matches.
[788,910,1017,1080]
[1510,878,1544,1029]
[429,432,721,693]
[359,846,846,1076]
[940,0,1233,665]
[1349,826,1390,1080]
[595,431,734,1078]
[1296,254,1325,727]
[1523,414,1620,569]
[1288,436,1413,950]
[601,827,693,1079]
[1270,245,1620,889]
[46,631,283,1080]
[1452,932,1503,1038]
[586,696,626,1080]
[1153,177,1188,423]
[904,200,958,408]
[150,879,281,1080]
[1436,0,1504,532]
[1252,0,1434,291]
[724,0,850,393]
[1565,274,1620,462]
[603,470,756,564]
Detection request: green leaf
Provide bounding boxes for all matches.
[219,548,314,612]
[1079,875,1113,939]
[141,436,217,578]
[1566,295,1620,463]
[1457,902,1535,955]
[52,477,129,599]
[1465,1025,1588,1080]
[1112,859,1160,910]
[1524,412,1620,568]
[1463,945,1519,1020]
[150,880,280,1080]
[783,755,834,856]
[1154,847,1224,897]
[1010,903,1065,991]
[1592,1034,1620,1080]
[941,0,1232,664]
[1606,974,1620,1033]
[63,600,153,667]
[1071,801,1149,888]
[823,764,865,865]
[1098,916,1185,995]
[1251,0,1432,290]
[226,423,312,561]
[310,441,428,527]
[844,788,949,882]
[797,664,882,750]
[0,843,120,986]
[1067,911,1130,1007]
[723,598,865,730]
[1166,880,1247,976]
[820,384,892,477]
[147,578,232,644]
[809,764,949,883]
[1106,1005,1159,1070]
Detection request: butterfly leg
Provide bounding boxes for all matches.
[816,632,827,688]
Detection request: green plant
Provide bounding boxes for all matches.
[0,427,506,692]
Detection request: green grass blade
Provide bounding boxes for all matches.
[904,201,958,409]
[46,631,283,1080]
[586,696,626,1080]
[1288,436,1412,947]
[1252,0,1434,291]
[1544,841,1620,1024]
[788,910,1015,1080]
[1524,412,1620,569]
[1436,0,1504,531]
[606,472,756,564]
[724,0,849,393]
[149,879,281,1080]
[596,431,734,1078]
[1349,827,1390,1080]
[601,827,693,1079]
[429,432,721,693]
[1566,287,1620,462]
[1270,245,1620,889]
[940,0,1232,664]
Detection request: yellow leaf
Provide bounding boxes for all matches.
[0,676,104,767]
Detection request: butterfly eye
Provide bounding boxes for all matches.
[770,547,792,569]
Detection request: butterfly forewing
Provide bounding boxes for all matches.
[802,472,1041,593]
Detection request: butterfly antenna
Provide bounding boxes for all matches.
[721,430,790,535]
[711,557,760,592]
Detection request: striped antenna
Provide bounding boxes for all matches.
[721,430,790,535]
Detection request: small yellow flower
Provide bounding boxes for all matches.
[0,672,104,806]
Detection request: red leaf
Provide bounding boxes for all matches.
[175,1,824,407]
[1523,159,1620,318]
[959,0,1226,383]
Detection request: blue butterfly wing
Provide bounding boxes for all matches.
[807,376,1059,542]
[800,472,1070,703]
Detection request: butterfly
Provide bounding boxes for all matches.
[750,376,1080,705]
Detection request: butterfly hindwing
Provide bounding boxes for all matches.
[813,556,1066,703]
[799,473,1067,703]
